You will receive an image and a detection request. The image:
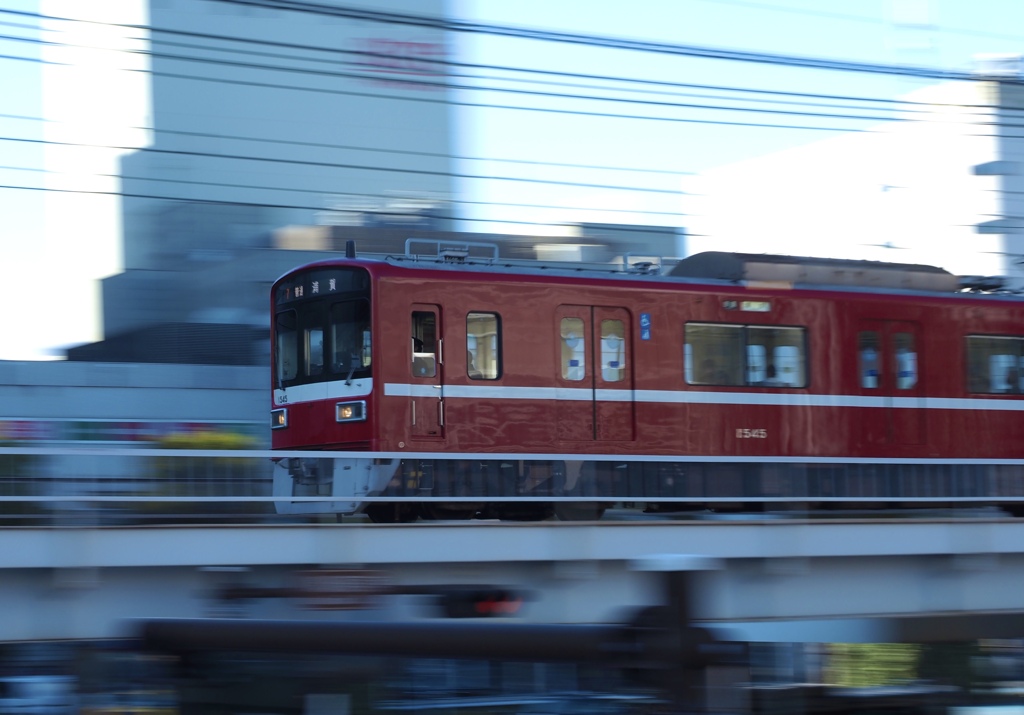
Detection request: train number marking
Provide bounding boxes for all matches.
[735,428,767,439]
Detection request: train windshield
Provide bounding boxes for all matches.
[274,267,371,387]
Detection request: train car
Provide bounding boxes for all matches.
[270,241,1024,522]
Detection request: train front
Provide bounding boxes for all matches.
[269,261,395,515]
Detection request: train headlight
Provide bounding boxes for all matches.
[271,408,288,430]
[336,400,366,423]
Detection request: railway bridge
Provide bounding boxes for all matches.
[4,448,1024,712]
[3,517,1024,645]
[3,447,1024,646]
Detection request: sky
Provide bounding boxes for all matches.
[4,0,1024,359]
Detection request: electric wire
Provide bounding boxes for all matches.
[199,0,979,81]
[4,7,1016,137]
[0,135,683,196]
[2,3,1023,226]
[3,6,999,116]
[0,182,683,234]
[0,113,693,178]
[0,164,688,219]
[0,35,911,129]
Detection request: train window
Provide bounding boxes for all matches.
[747,327,806,387]
[467,312,501,380]
[275,310,298,382]
[859,332,881,389]
[600,320,625,382]
[411,311,437,378]
[685,324,744,386]
[560,318,586,381]
[686,323,805,387]
[306,327,324,376]
[966,336,1024,394]
[330,299,371,375]
[894,332,917,390]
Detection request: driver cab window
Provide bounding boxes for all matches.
[306,327,324,376]
[275,310,297,381]
[331,299,371,375]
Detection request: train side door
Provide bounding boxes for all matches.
[555,305,635,442]
[410,305,445,440]
[857,319,924,446]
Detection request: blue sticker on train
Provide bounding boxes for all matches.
[640,312,651,340]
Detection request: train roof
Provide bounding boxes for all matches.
[667,251,960,292]
[285,239,1018,300]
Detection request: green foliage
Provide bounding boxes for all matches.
[156,431,258,451]
[826,643,920,687]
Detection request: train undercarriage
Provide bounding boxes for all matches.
[272,457,1024,523]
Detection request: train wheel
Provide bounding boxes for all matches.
[365,503,418,524]
[419,503,479,521]
[497,503,554,521]
[554,502,607,521]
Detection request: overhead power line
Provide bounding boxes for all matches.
[0,35,912,130]
[0,136,684,196]
[0,48,893,135]
[0,164,688,219]
[6,6,1018,141]
[1,1,1021,235]
[8,4,1010,117]
[0,113,694,179]
[206,0,980,81]
[3,6,968,114]
[0,182,682,234]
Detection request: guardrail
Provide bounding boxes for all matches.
[0,447,1023,525]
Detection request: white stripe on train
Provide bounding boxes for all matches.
[384,383,1024,411]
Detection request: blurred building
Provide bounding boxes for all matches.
[0,361,264,445]
[686,70,1024,288]
[90,0,684,366]
[111,0,455,335]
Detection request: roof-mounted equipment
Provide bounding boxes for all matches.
[668,251,959,292]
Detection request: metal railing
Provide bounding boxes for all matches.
[1,447,1024,525]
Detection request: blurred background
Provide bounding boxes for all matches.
[6,0,1024,712]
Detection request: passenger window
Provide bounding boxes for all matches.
[893,332,917,390]
[411,311,437,378]
[684,324,743,386]
[967,336,1024,394]
[859,332,881,389]
[600,319,625,382]
[467,312,501,380]
[747,326,806,387]
[560,318,586,381]
[686,323,806,387]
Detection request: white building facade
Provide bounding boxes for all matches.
[687,77,1024,288]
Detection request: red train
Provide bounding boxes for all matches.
[270,242,1024,521]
